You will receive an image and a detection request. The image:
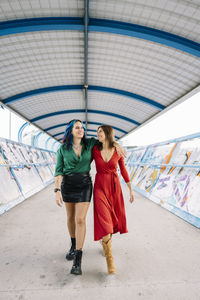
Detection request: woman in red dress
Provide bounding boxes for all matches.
[92,125,134,274]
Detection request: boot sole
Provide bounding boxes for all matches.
[70,270,82,275]
[65,256,74,260]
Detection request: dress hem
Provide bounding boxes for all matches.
[94,230,128,241]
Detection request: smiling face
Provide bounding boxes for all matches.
[97,127,106,143]
[71,121,84,139]
[97,125,115,149]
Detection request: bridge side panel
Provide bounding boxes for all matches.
[0,138,56,215]
[125,135,200,228]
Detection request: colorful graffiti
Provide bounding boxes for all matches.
[126,134,200,228]
[0,137,56,215]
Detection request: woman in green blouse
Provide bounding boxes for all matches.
[54,119,124,276]
[55,119,96,275]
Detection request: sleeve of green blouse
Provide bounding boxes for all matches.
[54,146,64,176]
[87,137,98,149]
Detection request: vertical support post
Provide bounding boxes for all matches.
[84,0,89,136]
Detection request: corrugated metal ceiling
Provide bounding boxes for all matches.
[0,0,199,143]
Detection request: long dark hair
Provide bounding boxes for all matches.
[97,125,115,150]
[62,119,88,150]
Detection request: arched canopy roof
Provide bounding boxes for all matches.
[0,0,200,144]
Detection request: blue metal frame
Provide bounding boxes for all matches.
[52,129,118,136]
[129,162,200,169]
[55,129,120,140]
[0,17,199,57]
[45,136,53,149]
[127,131,200,152]
[45,121,127,134]
[51,140,59,152]
[3,85,163,110]
[89,19,200,58]
[85,121,127,134]
[87,134,119,140]
[3,85,83,105]
[18,122,28,143]
[88,86,164,110]
[0,17,84,36]
[34,131,43,147]
[30,109,140,126]
[58,134,119,141]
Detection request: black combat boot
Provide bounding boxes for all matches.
[66,237,76,260]
[70,250,83,275]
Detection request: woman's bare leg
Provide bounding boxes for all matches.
[75,202,90,250]
[102,234,111,243]
[64,202,76,237]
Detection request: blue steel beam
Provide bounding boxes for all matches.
[3,85,83,105]
[84,121,127,134]
[0,18,199,57]
[88,86,164,110]
[45,121,127,134]
[34,131,43,147]
[3,85,163,110]
[0,17,84,36]
[30,109,140,126]
[86,134,119,140]
[89,19,200,58]
[58,134,119,141]
[18,122,28,143]
[51,140,59,152]
[45,136,53,149]
[52,129,120,140]
[52,129,98,136]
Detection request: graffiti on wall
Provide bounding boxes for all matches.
[126,136,200,227]
[0,138,56,214]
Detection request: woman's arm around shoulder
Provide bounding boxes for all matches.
[113,142,126,158]
[86,137,99,149]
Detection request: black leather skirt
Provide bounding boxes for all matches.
[61,172,92,203]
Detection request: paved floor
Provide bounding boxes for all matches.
[0,174,200,300]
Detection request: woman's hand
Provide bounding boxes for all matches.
[114,142,126,158]
[130,190,134,203]
[56,191,63,207]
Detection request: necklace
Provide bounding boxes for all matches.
[73,144,81,150]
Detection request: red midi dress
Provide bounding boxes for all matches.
[92,145,130,241]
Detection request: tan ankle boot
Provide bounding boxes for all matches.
[102,234,113,257]
[102,239,116,274]
[102,240,106,257]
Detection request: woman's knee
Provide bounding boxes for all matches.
[67,215,75,224]
[75,217,85,226]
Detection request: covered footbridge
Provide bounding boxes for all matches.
[0,1,200,299]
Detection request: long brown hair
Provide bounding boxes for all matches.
[97,125,115,150]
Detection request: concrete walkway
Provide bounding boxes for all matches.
[0,176,200,300]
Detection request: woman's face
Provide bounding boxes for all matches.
[97,127,106,143]
[71,121,84,138]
